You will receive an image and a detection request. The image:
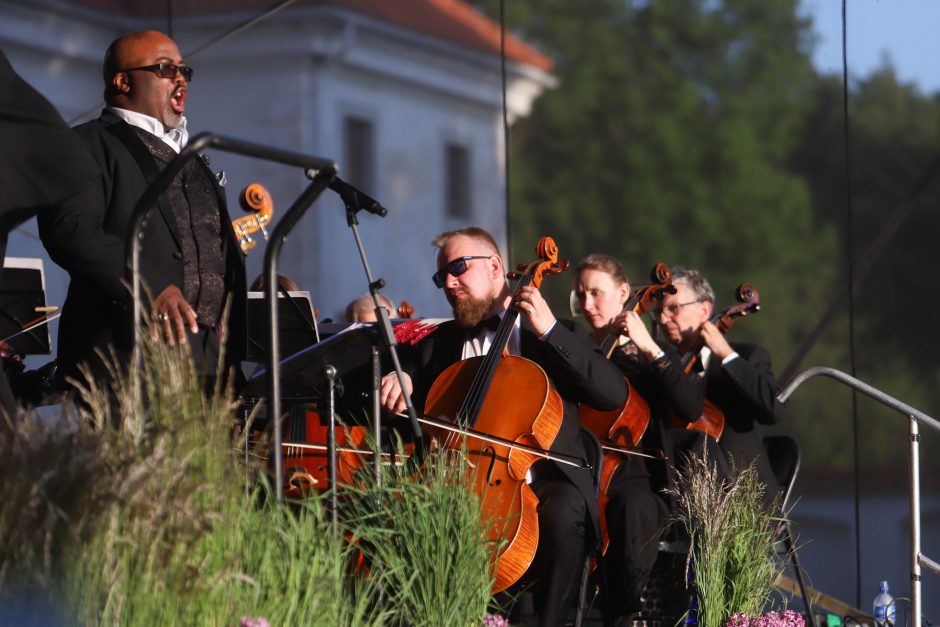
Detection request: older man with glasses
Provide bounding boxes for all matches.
[38,30,246,402]
[656,266,784,498]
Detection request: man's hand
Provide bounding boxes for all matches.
[614,310,662,361]
[515,285,556,337]
[151,285,198,346]
[380,371,413,414]
[700,321,734,360]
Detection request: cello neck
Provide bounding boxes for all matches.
[456,269,533,425]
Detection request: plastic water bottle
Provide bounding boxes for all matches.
[872,580,896,626]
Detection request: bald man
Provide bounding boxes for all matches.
[38,31,246,397]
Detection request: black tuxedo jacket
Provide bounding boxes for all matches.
[401,318,628,533]
[704,341,784,495]
[38,112,246,386]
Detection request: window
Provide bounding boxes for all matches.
[343,116,375,193]
[445,143,471,218]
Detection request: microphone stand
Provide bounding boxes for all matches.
[333,179,424,488]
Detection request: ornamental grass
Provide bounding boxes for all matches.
[667,446,789,627]
[0,327,493,625]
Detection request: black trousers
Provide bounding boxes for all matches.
[519,461,590,627]
[603,468,670,619]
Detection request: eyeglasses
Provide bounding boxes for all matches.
[432,256,491,288]
[652,300,701,318]
[118,63,193,82]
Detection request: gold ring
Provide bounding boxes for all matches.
[157,313,168,322]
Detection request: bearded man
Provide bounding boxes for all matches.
[39,30,246,397]
[380,226,627,626]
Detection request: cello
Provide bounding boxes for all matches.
[579,262,674,556]
[670,283,760,440]
[233,183,274,253]
[423,236,570,594]
[280,404,371,498]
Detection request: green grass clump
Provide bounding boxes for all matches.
[342,446,495,626]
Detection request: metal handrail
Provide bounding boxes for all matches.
[778,366,940,627]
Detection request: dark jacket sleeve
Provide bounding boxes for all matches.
[721,344,782,426]
[37,122,131,303]
[0,50,99,238]
[539,320,628,412]
[649,341,704,424]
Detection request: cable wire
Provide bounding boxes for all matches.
[499,0,512,262]
[840,0,862,610]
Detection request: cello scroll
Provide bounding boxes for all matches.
[233,183,274,252]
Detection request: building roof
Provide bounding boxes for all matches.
[67,0,553,71]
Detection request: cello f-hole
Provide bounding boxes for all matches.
[481,446,501,487]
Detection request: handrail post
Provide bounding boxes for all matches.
[910,415,921,627]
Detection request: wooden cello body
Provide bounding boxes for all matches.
[425,356,563,593]
[282,406,369,497]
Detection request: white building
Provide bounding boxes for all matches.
[0,0,555,358]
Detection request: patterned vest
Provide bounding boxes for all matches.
[132,128,225,327]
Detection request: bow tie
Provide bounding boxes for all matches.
[460,314,502,338]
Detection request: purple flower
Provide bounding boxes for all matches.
[240,617,270,627]
[483,613,510,627]
[726,612,751,627]
[726,611,805,627]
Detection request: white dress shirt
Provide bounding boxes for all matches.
[461,311,522,360]
[108,106,189,153]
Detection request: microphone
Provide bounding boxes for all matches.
[329,176,387,217]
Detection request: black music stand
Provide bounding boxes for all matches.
[245,290,319,364]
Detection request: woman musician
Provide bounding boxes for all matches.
[572,254,704,625]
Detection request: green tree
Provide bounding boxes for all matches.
[790,65,940,474]
[481,0,838,371]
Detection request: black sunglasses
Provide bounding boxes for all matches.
[432,256,491,288]
[118,63,193,82]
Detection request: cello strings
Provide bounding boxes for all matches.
[458,265,534,428]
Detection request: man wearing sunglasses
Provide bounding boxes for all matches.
[656,267,784,497]
[39,30,246,399]
[380,226,627,625]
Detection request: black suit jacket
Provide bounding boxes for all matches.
[38,112,246,387]
[401,318,628,534]
[703,342,784,495]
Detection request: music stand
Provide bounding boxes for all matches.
[0,257,51,354]
[247,322,382,403]
[245,290,319,364]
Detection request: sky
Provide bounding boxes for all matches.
[802,0,940,94]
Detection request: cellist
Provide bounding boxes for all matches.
[655,266,784,499]
[573,254,703,625]
[380,227,627,626]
